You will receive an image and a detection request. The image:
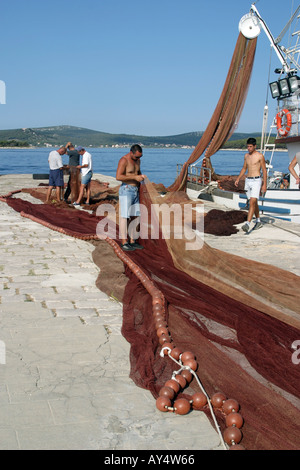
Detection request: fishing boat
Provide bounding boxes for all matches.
[181,3,300,224]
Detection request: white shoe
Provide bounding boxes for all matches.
[242,223,250,232]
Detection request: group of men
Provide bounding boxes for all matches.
[46,143,93,206]
[45,142,145,251]
[46,137,300,250]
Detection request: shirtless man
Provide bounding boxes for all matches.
[116,144,146,251]
[235,137,267,232]
[288,154,300,186]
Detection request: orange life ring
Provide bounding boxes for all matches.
[276,108,292,137]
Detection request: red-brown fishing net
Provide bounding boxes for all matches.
[169,33,257,191]
[119,179,300,451]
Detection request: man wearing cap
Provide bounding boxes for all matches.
[64,142,80,202]
[46,146,67,203]
[73,146,93,206]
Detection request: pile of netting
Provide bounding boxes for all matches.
[1,32,300,450]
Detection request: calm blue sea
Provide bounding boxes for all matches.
[0,147,289,187]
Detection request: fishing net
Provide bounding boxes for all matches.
[1,32,300,450]
[102,178,300,451]
[2,177,300,450]
[169,33,257,191]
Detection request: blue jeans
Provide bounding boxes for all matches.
[81,170,92,185]
[119,184,140,219]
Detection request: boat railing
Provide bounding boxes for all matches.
[177,164,212,186]
[263,142,276,177]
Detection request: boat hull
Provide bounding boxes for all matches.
[187,184,300,223]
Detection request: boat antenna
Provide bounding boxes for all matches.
[249,4,291,73]
[260,46,273,153]
[275,4,300,44]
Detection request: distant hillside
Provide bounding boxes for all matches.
[0,125,277,148]
[0,126,206,147]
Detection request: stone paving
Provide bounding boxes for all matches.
[0,174,222,451]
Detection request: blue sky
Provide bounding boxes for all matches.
[0,0,297,136]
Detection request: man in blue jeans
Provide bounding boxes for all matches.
[116,144,145,251]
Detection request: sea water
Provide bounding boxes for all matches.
[0,147,289,188]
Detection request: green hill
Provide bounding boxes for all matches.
[0,125,277,148]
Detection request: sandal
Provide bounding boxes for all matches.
[129,242,144,250]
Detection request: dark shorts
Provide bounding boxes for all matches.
[49,169,64,187]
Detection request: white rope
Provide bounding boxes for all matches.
[160,346,228,450]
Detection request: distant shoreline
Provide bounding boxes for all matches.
[0,146,288,152]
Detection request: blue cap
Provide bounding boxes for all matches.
[76,146,84,151]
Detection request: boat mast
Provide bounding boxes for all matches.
[248,4,300,189]
[249,4,292,74]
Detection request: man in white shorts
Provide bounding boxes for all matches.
[235,137,267,232]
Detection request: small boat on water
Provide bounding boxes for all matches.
[182,3,300,224]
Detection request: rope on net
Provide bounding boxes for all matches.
[106,236,245,451]
[0,190,22,201]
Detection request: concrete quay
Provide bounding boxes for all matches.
[0,174,222,451]
[201,201,300,277]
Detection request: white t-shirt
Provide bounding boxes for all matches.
[48,150,63,170]
[81,151,92,176]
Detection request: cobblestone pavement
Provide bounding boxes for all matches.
[0,174,222,451]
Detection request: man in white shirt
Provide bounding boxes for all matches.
[73,146,93,206]
[46,146,67,203]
